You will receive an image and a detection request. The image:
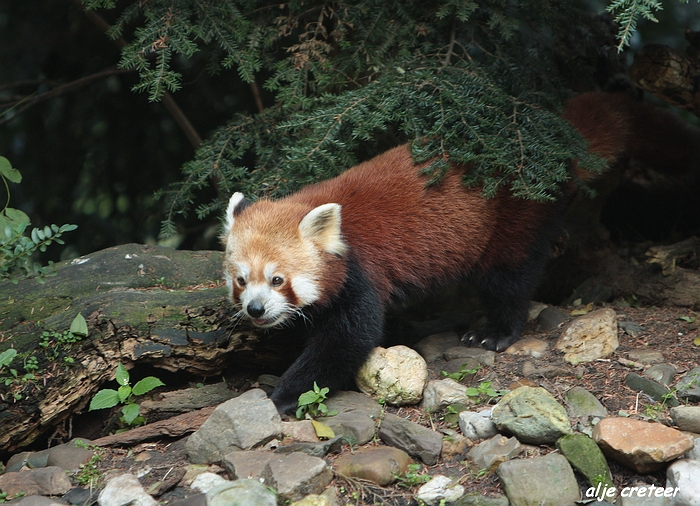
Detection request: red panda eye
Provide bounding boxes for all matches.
[236,277,246,287]
[271,276,284,287]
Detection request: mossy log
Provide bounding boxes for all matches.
[0,244,282,454]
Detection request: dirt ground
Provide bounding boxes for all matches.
[68,301,699,506]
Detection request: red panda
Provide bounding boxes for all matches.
[222,92,700,414]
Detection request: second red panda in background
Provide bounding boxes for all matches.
[221,92,700,414]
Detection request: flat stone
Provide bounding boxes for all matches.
[467,435,521,474]
[332,447,412,486]
[643,364,676,386]
[379,413,443,465]
[205,479,277,506]
[414,331,461,362]
[443,347,496,367]
[564,386,608,419]
[624,373,679,407]
[185,389,282,464]
[627,349,664,364]
[593,417,694,473]
[491,386,572,444]
[497,453,579,506]
[0,467,72,497]
[504,338,548,358]
[222,451,277,480]
[281,420,320,443]
[261,452,333,503]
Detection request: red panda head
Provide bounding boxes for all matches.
[221,192,348,327]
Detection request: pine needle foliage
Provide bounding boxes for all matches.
[83,0,618,237]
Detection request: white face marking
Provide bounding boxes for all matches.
[239,282,290,327]
[291,275,320,306]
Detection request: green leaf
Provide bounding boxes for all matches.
[118,385,132,403]
[115,363,130,386]
[69,313,89,337]
[0,209,30,240]
[0,157,21,183]
[121,403,141,425]
[0,348,17,368]
[89,389,121,410]
[132,376,165,396]
[298,390,321,407]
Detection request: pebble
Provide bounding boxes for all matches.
[355,345,428,405]
[593,417,695,473]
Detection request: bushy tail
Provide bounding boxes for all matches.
[564,92,700,180]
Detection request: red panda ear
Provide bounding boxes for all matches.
[299,203,348,256]
[224,192,249,233]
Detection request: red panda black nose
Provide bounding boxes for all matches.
[247,300,265,318]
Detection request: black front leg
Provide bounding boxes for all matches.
[270,258,385,414]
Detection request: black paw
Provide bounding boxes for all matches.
[461,329,518,352]
[270,390,298,415]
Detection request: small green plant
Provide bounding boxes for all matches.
[440,364,479,382]
[395,463,431,488]
[296,382,337,419]
[465,380,506,404]
[89,363,165,426]
[40,313,89,360]
[1,156,77,283]
[74,445,104,487]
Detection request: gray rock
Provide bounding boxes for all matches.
[185,389,282,464]
[467,435,521,473]
[676,367,700,401]
[189,472,229,493]
[0,467,72,497]
[5,497,69,506]
[46,439,95,471]
[162,493,206,506]
[453,495,509,506]
[670,405,700,433]
[527,301,548,322]
[414,331,461,362]
[458,409,498,441]
[205,479,277,506]
[666,459,700,506]
[421,378,471,413]
[555,433,613,490]
[260,452,333,503]
[317,391,380,445]
[564,386,608,419]
[222,451,277,480]
[618,321,644,338]
[5,449,52,473]
[627,348,664,364]
[441,358,480,377]
[537,306,569,330]
[624,373,679,407]
[686,435,700,460]
[644,364,676,386]
[491,386,572,444]
[274,435,344,457]
[97,474,158,506]
[497,453,579,506]
[443,347,496,367]
[379,413,443,465]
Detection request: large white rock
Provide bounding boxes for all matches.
[355,345,428,405]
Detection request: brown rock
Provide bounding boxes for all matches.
[592,417,695,472]
[332,447,413,486]
[0,467,72,496]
